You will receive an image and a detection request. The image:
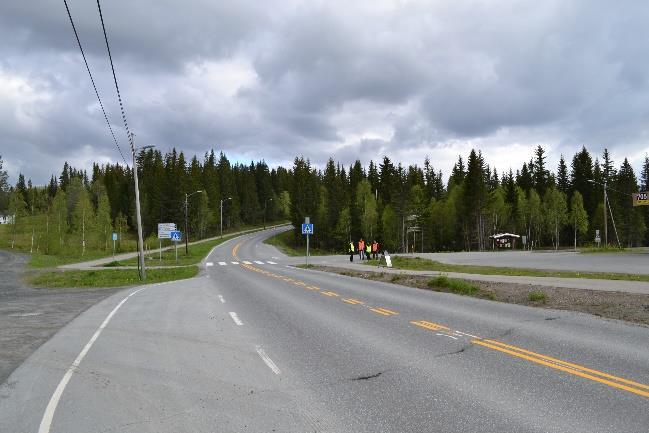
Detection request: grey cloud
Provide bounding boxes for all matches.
[3,0,649,183]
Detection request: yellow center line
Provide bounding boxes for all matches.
[369,308,393,316]
[342,298,363,305]
[411,320,450,332]
[373,307,398,315]
[321,291,340,297]
[481,339,649,391]
[472,339,649,399]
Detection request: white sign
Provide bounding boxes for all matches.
[112,232,118,241]
[158,223,177,239]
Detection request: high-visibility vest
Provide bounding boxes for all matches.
[349,242,354,252]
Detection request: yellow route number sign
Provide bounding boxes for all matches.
[632,191,649,206]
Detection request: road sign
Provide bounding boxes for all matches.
[170,231,182,242]
[632,191,649,206]
[112,232,118,241]
[158,223,177,239]
[301,223,314,235]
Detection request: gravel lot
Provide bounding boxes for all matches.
[0,250,121,384]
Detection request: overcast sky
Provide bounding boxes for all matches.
[2,0,649,184]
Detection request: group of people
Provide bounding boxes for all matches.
[348,238,380,262]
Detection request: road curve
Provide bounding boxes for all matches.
[1,229,648,432]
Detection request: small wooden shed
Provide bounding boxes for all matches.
[489,233,520,249]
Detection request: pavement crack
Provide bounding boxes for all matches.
[350,371,384,381]
[434,344,470,357]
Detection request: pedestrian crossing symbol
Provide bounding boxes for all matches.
[301,223,314,235]
[170,231,182,241]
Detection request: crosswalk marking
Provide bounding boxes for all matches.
[267,261,277,264]
[243,261,252,264]
[231,261,239,265]
[218,262,227,266]
[205,262,213,267]
[254,260,264,264]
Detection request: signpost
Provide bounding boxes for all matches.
[595,229,601,247]
[158,223,177,262]
[301,217,313,267]
[170,231,182,262]
[112,232,118,257]
[632,192,649,207]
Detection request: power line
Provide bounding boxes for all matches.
[62,0,128,166]
[95,0,134,152]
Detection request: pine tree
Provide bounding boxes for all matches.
[532,145,551,195]
[570,146,595,215]
[556,155,569,194]
[615,159,645,246]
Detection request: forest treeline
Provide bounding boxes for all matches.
[1,144,648,255]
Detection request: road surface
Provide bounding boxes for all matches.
[407,250,649,274]
[1,229,648,432]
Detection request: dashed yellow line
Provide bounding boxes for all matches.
[411,320,450,332]
[342,298,363,305]
[321,291,340,297]
[369,307,398,316]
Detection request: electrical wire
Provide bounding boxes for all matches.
[63,0,128,166]
[95,0,134,151]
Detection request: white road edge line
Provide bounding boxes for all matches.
[229,311,243,326]
[218,295,225,303]
[255,345,281,375]
[38,286,147,433]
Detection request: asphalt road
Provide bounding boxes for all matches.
[0,250,120,384]
[408,250,649,274]
[2,230,648,432]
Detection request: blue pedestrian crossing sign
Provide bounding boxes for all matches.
[301,223,314,235]
[170,230,182,241]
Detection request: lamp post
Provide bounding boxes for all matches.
[588,178,608,246]
[184,190,202,254]
[264,198,273,230]
[220,197,232,238]
[130,139,155,281]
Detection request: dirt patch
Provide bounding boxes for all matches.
[310,265,649,326]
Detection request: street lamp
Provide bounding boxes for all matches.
[131,139,155,281]
[220,197,232,238]
[587,178,608,246]
[184,190,202,254]
[264,197,273,230]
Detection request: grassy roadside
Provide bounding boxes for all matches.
[263,229,333,257]
[104,231,247,267]
[17,221,287,289]
[26,266,199,288]
[363,256,649,282]
[307,265,649,326]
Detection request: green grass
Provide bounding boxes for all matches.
[27,266,199,288]
[579,246,641,254]
[364,256,649,282]
[263,230,333,257]
[528,291,548,303]
[427,275,478,296]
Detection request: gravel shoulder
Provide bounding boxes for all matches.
[0,250,121,384]
[310,265,649,326]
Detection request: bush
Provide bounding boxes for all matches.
[529,291,548,303]
[427,275,478,296]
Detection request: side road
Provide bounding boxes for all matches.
[296,255,649,295]
[59,224,290,270]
